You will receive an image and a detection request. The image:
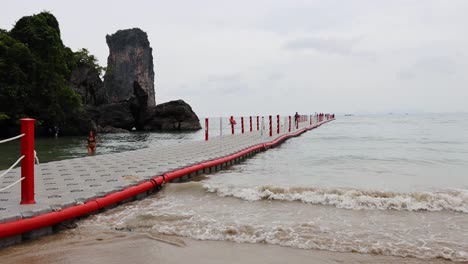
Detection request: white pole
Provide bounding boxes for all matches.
[220,117,223,137]
[261,116,264,136]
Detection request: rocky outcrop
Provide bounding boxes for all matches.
[103,28,155,107]
[70,64,106,106]
[142,100,201,131]
[77,28,201,133]
[86,103,135,131]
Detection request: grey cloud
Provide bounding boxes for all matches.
[256,1,357,34]
[169,74,249,97]
[414,57,458,75]
[283,37,358,55]
[267,72,283,81]
[398,71,415,80]
[398,56,458,80]
[203,74,249,95]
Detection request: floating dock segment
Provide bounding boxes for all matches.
[0,118,334,246]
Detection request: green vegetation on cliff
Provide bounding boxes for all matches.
[0,12,102,136]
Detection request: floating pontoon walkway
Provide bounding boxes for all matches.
[0,117,334,246]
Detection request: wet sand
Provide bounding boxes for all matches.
[0,228,455,264]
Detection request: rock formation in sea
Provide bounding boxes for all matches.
[76,28,200,133]
[103,28,155,107]
[142,100,201,131]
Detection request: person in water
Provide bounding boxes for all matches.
[87,131,96,155]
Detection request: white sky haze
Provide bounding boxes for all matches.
[2,0,467,116]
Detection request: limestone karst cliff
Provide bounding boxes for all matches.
[86,28,200,132]
[103,28,155,107]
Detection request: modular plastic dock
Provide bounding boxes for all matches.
[0,118,334,246]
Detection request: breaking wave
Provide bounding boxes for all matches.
[101,211,468,262]
[203,184,468,213]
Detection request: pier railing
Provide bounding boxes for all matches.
[0,118,36,204]
[203,113,334,141]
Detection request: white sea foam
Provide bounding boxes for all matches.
[83,183,468,262]
[128,214,468,262]
[203,184,468,213]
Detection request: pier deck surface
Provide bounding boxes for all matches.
[0,120,332,231]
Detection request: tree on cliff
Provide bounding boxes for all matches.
[0,12,102,136]
[73,48,105,77]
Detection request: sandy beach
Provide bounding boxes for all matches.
[0,228,454,264]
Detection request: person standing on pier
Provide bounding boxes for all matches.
[294,112,300,127]
[229,116,237,126]
[87,131,97,155]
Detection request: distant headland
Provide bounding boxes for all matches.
[0,12,201,137]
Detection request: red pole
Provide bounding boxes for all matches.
[256,116,259,130]
[205,118,209,141]
[241,117,244,134]
[20,118,35,205]
[231,116,235,134]
[276,115,280,134]
[288,116,291,132]
[249,116,252,132]
[296,115,299,129]
[269,115,272,137]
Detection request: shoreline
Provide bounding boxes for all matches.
[0,228,453,264]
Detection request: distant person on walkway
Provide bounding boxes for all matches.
[294,112,300,127]
[87,131,96,155]
[229,116,237,126]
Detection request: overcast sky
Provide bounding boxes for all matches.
[2,0,467,116]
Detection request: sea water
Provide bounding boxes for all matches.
[3,114,468,261]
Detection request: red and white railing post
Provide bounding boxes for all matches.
[205,118,209,141]
[288,116,291,132]
[20,118,35,204]
[241,117,244,134]
[269,115,272,137]
[256,116,260,131]
[276,115,280,134]
[249,116,252,132]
